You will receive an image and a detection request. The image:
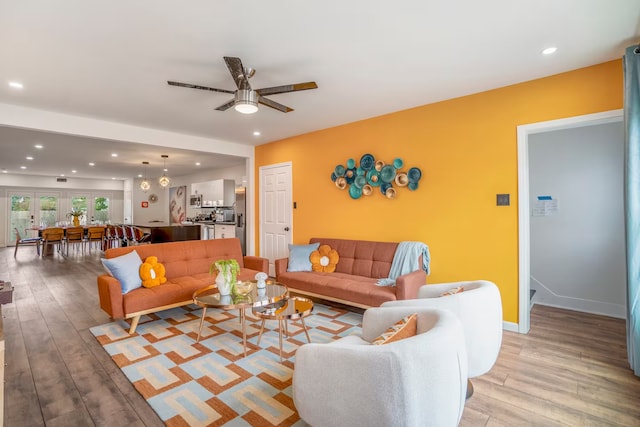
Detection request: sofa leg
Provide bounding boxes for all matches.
[129,315,141,334]
[466,379,474,399]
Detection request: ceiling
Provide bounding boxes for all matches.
[0,1,638,180]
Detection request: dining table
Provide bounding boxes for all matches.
[30,225,108,254]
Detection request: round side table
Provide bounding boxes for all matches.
[252,296,314,361]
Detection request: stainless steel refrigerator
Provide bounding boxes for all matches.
[235,187,246,255]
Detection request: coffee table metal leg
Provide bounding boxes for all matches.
[278,318,284,362]
[240,308,247,358]
[301,317,311,343]
[256,319,266,345]
[196,307,207,343]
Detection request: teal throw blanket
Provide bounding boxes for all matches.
[376,241,430,286]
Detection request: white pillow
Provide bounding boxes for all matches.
[287,243,320,272]
[101,250,143,294]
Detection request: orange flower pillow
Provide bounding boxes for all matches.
[310,245,339,273]
[139,256,167,288]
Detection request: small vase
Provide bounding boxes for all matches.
[73,217,80,227]
[215,271,234,296]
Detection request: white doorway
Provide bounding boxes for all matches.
[259,162,293,276]
[517,109,624,333]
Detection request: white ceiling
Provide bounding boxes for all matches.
[0,0,638,180]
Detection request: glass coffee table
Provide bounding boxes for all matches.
[252,296,314,361]
[192,281,288,357]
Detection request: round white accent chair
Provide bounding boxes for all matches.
[293,306,468,427]
[382,280,503,397]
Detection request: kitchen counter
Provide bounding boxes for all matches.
[190,221,236,226]
[133,223,200,243]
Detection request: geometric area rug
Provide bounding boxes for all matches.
[90,303,363,426]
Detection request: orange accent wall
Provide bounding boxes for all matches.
[254,60,623,323]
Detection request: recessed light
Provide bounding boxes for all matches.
[26,156,33,160]
[195,162,201,166]
[34,144,43,149]
[163,168,168,172]
[542,46,557,55]
[20,166,27,170]
[137,174,143,178]
[1,170,7,174]
[72,170,77,173]
[253,131,261,136]
[111,177,116,180]
[60,174,65,177]
[111,153,118,157]
[89,162,95,166]
[8,81,23,89]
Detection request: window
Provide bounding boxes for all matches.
[39,195,58,227]
[94,196,110,223]
[71,196,88,224]
[10,194,33,240]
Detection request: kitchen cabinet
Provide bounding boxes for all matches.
[214,224,236,239]
[191,179,235,206]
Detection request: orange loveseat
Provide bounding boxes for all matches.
[97,238,268,333]
[275,237,427,308]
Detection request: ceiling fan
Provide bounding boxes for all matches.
[167,56,318,114]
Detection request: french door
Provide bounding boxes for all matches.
[8,191,60,241]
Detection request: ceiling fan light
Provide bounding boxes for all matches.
[234,89,258,114]
[235,103,258,114]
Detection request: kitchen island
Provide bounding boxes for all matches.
[133,223,201,243]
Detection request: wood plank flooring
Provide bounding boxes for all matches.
[1,246,639,426]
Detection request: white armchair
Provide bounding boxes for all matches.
[382,280,503,396]
[293,306,468,427]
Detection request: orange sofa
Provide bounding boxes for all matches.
[97,238,268,333]
[275,237,427,308]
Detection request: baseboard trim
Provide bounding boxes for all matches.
[503,321,519,333]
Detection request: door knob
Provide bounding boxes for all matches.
[284,227,290,231]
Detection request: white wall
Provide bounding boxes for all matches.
[529,122,626,318]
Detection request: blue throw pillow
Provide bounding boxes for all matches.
[101,250,143,294]
[287,243,320,272]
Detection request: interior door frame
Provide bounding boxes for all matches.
[259,161,293,272]
[516,109,623,333]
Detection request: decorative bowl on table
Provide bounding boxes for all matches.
[235,281,254,297]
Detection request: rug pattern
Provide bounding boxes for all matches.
[90,303,362,426]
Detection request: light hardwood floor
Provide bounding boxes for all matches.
[1,246,639,426]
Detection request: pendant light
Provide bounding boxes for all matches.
[140,161,150,192]
[159,155,170,188]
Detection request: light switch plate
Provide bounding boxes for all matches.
[497,194,510,206]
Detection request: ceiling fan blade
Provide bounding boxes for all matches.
[256,82,318,96]
[167,80,235,94]
[224,56,251,90]
[258,96,293,113]
[215,99,236,111]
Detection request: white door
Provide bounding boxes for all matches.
[260,162,292,276]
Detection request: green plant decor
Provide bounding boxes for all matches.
[210,259,240,296]
[67,207,85,219]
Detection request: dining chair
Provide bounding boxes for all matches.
[130,226,151,245]
[104,225,120,249]
[86,226,106,253]
[64,226,85,256]
[41,227,65,257]
[14,227,42,257]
